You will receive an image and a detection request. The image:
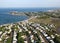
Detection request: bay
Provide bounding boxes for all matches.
[0,8,57,25]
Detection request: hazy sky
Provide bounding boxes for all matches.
[0,0,60,8]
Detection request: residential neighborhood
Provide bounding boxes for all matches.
[0,0,60,43]
[0,19,60,43]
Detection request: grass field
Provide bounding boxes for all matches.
[28,16,60,34]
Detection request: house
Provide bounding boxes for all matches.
[46,36,51,40]
[19,29,22,32]
[51,35,55,39]
[23,26,28,31]
[21,35,27,39]
[40,26,45,30]
[36,27,39,30]
[39,29,43,32]
[31,39,34,43]
[33,30,37,33]
[24,41,28,43]
[44,26,50,31]
[0,38,2,41]
[39,35,45,43]
[44,33,48,37]
[28,31,31,34]
[50,40,55,43]
[0,31,2,35]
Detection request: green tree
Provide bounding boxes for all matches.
[54,36,60,43]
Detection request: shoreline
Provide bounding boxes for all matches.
[0,19,28,26]
[0,16,36,26]
[0,9,59,26]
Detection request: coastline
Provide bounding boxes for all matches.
[0,9,59,26]
[0,16,36,26]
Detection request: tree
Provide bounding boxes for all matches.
[54,36,60,43]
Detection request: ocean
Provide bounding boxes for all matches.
[0,8,58,25]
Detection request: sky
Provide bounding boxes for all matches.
[0,0,60,8]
